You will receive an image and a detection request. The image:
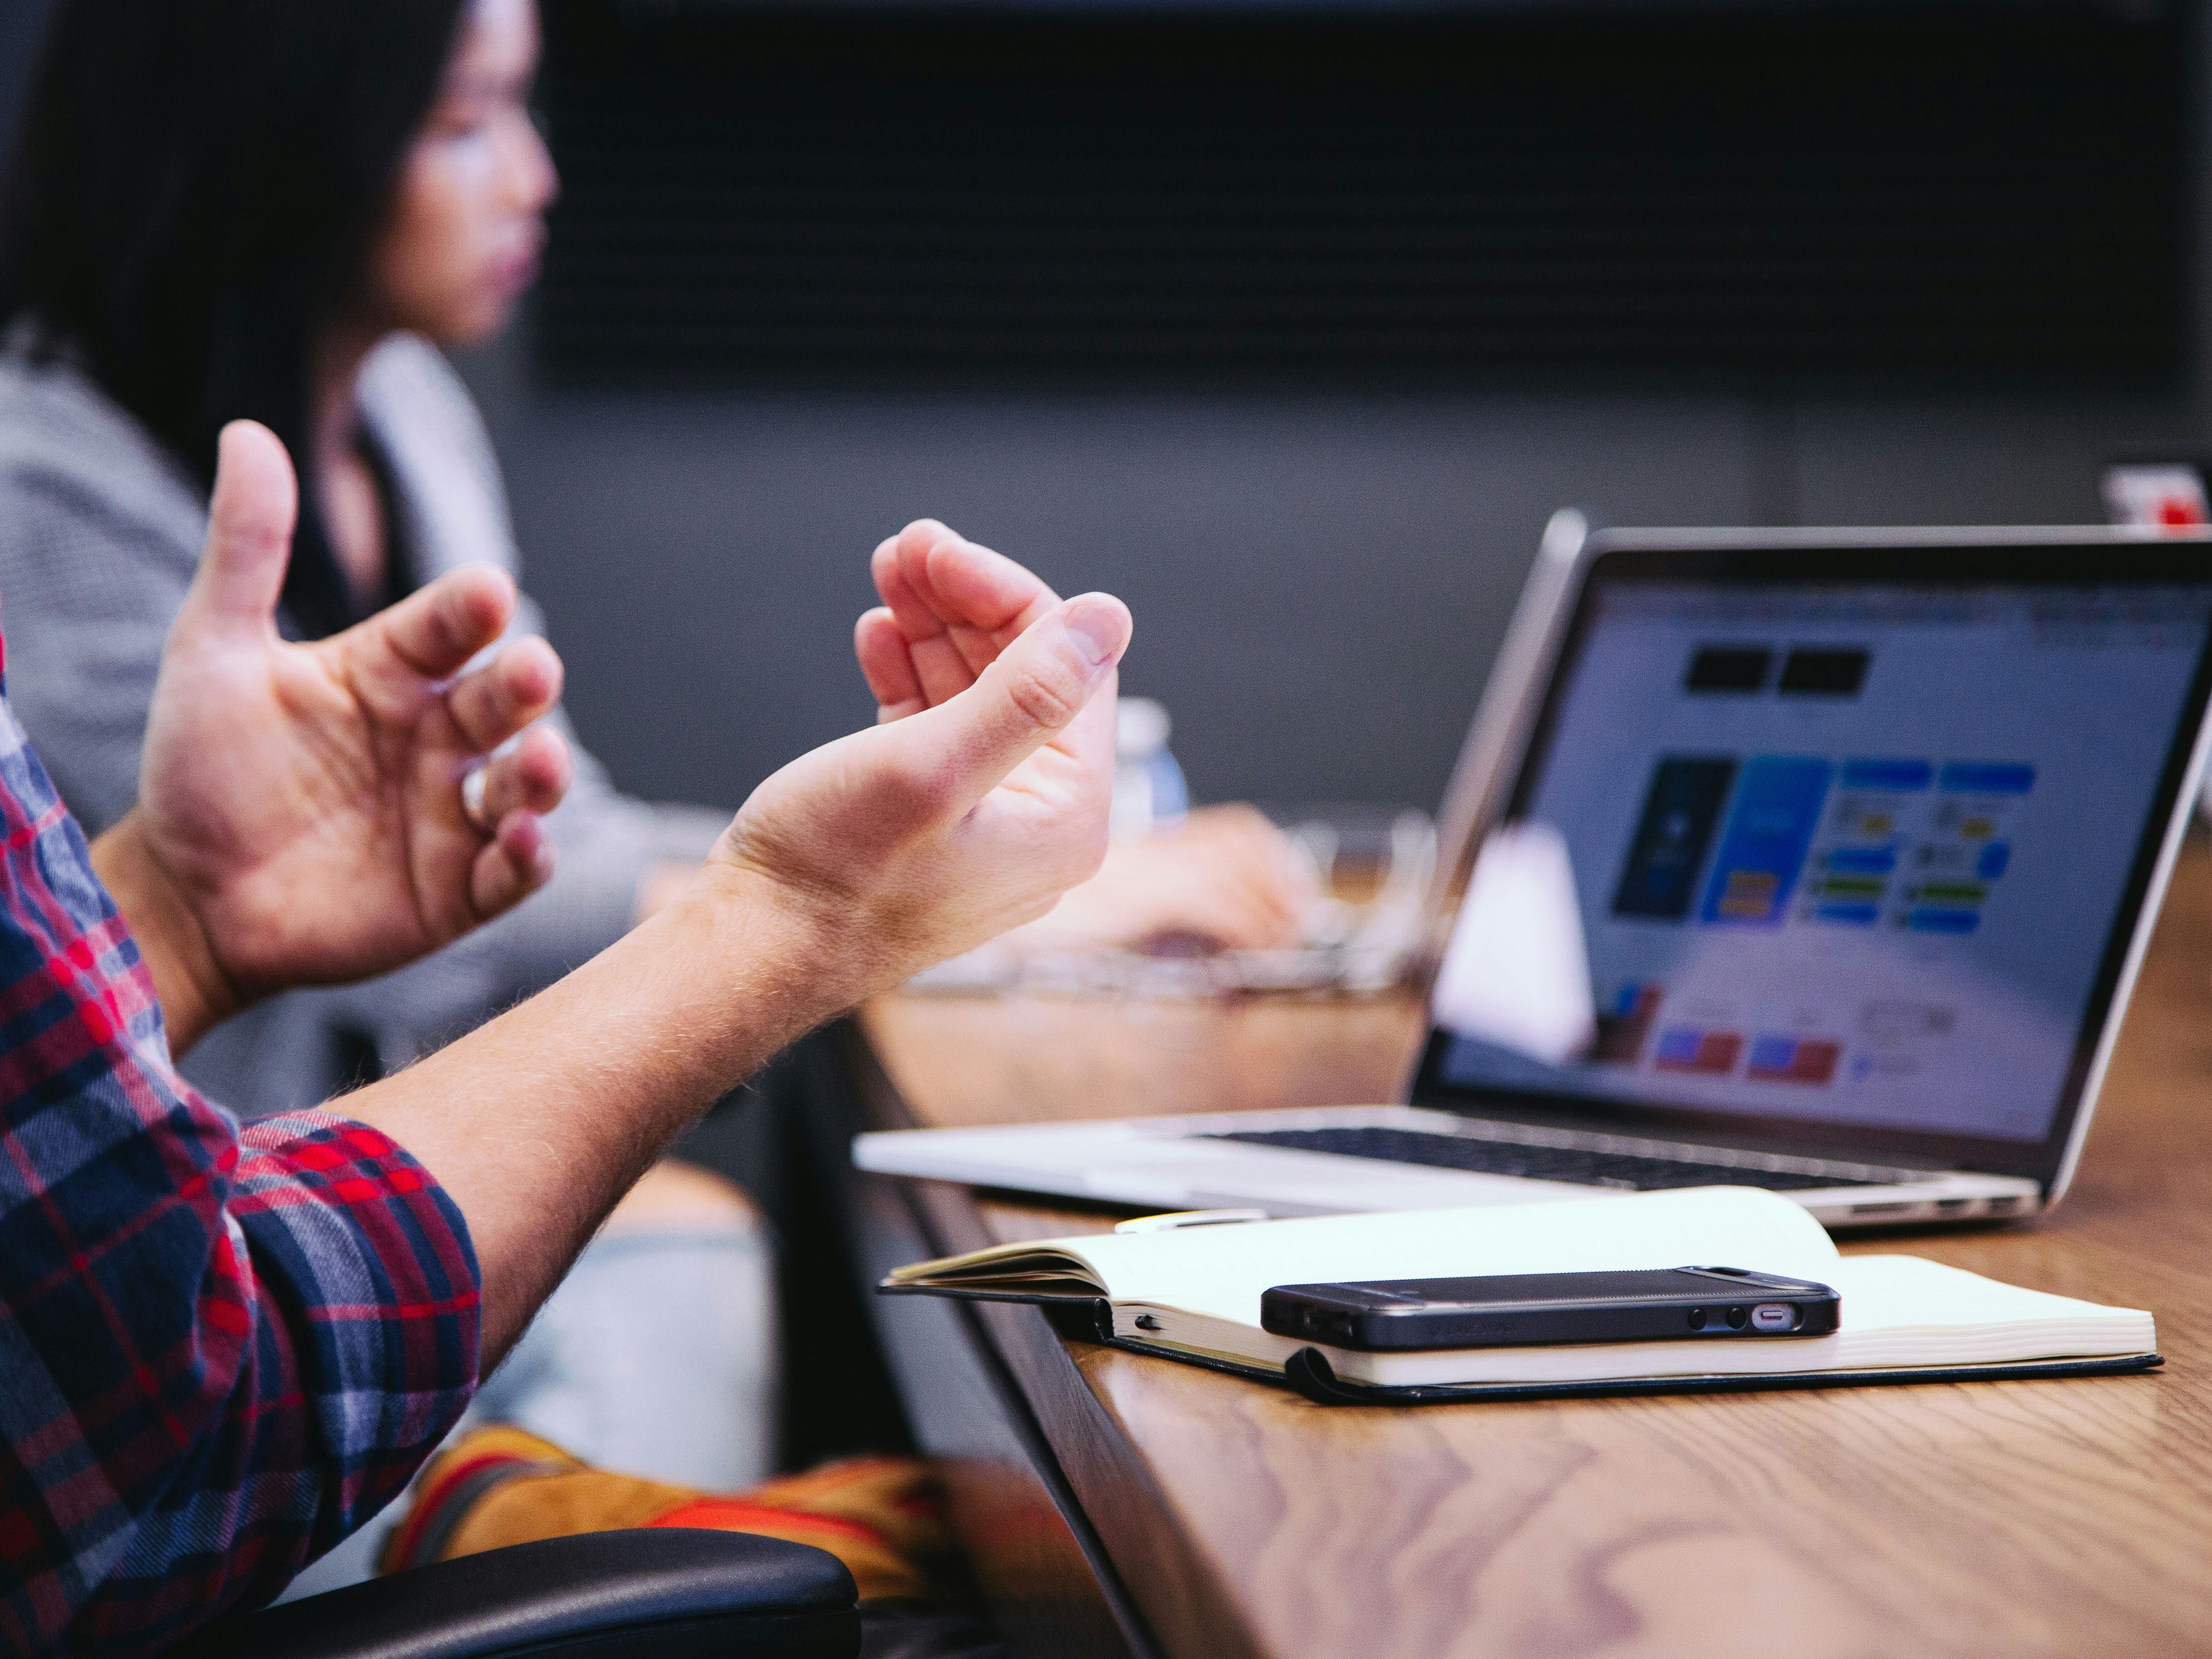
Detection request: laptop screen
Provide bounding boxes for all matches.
[1422,551,2212,1169]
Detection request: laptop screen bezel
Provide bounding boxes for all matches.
[1406,535,2212,1184]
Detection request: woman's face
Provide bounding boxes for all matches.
[364,0,557,347]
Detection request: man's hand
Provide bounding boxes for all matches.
[707,519,1131,997]
[351,518,1129,1352]
[858,522,1312,958]
[93,422,572,1053]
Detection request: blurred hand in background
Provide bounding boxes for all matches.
[1005,802,1317,955]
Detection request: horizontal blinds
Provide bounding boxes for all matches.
[536,1,2187,388]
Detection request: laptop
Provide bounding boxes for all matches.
[855,519,2212,1229]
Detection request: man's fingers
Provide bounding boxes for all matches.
[445,636,563,753]
[875,520,1056,640]
[884,528,1007,702]
[870,529,978,707]
[470,811,555,919]
[868,523,939,623]
[855,607,925,721]
[364,565,519,681]
[181,422,298,641]
[917,532,1059,642]
[871,522,1064,707]
[888,592,1132,814]
[473,725,572,823]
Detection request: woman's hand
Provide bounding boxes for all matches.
[93,421,572,1051]
[1006,803,1317,955]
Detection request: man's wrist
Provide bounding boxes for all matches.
[669,859,882,1038]
[89,814,241,1055]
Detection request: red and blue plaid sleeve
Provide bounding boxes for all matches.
[0,676,482,1657]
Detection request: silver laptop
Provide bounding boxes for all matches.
[855,519,2212,1229]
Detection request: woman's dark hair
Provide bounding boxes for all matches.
[0,0,469,635]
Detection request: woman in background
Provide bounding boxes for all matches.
[0,1,776,1586]
[0,0,1306,1591]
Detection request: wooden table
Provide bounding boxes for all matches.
[831,840,2212,1659]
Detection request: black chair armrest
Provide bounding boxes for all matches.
[180,1529,859,1659]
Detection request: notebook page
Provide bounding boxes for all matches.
[1823,1254,2136,1332]
[1064,1186,1840,1325]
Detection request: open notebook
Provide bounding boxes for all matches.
[882,1188,2159,1404]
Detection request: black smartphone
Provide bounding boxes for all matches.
[1260,1266,1840,1351]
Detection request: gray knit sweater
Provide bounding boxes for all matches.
[0,331,726,1115]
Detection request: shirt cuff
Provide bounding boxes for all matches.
[231,1111,482,1535]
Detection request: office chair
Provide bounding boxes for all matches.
[178,1528,861,1658]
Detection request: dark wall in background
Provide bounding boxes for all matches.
[536,3,2187,386]
[0,0,47,151]
[4,0,2206,817]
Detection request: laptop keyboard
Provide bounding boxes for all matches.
[1204,1126,1904,1193]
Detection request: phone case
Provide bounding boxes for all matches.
[1260,1266,1840,1351]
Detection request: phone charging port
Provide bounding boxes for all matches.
[1750,1303,1799,1333]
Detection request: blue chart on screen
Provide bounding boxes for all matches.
[1698,758,1831,927]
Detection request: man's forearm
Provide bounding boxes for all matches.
[343,863,851,1362]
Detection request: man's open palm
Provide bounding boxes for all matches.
[131,422,571,1008]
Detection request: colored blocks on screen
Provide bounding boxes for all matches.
[1612,756,1738,920]
[1685,647,1771,692]
[1907,907,1981,934]
[1746,1036,1841,1085]
[1939,762,2035,794]
[1918,882,1986,905]
[1825,847,1898,876]
[1977,842,2012,879]
[1746,1035,1793,1073]
[1716,870,1780,917]
[1652,1027,1744,1074]
[1778,648,1870,696]
[1698,756,1832,926]
[1816,876,1886,898]
[1813,901,1880,925]
[1593,983,1664,1065]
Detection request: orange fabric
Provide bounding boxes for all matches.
[649,1499,890,1547]
[378,1424,573,1572]
[385,1427,952,1602]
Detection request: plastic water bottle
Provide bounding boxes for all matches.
[1112,697,1189,839]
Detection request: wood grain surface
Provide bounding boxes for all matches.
[858,840,2212,1658]
[862,990,1427,1128]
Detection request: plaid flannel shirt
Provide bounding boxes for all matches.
[0,649,482,1656]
